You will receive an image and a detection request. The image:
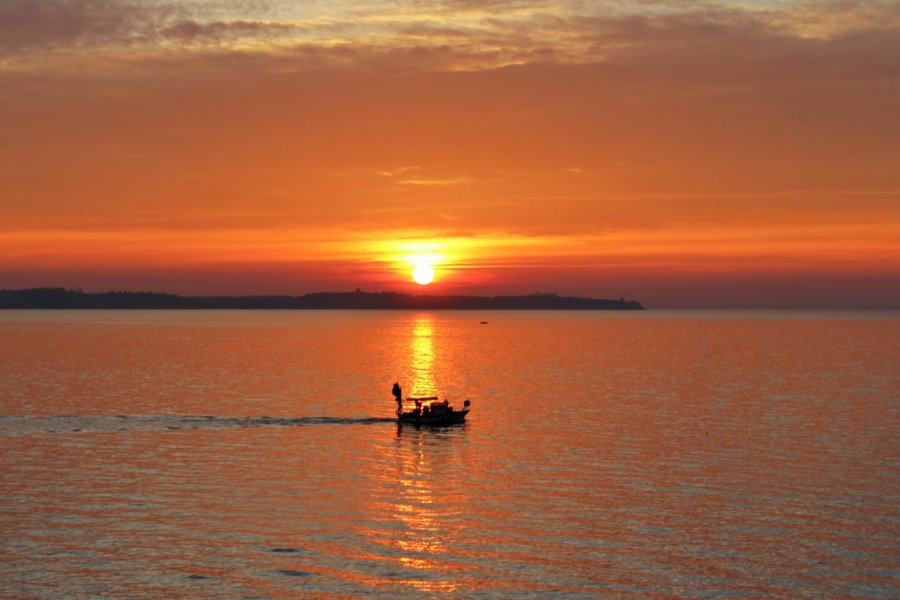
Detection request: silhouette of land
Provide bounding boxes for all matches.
[0,288,643,310]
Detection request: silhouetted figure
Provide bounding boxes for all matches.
[392,382,403,415]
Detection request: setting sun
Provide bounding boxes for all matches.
[412,263,435,285]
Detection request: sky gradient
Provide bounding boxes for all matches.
[1,0,898,308]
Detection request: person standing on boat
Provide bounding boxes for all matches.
[392,382,403,416]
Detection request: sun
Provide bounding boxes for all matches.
[398,246,443,285]
[412,263,435,285]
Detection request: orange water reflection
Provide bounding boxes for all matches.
[369,315,469,593]
[392,435,458,592]
[391,316,458,592]
[3,313,897,597]
[410,316,436,398]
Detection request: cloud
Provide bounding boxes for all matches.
[4,1,898,70]
[159,19,296,43]
[0,0,176,52]
[0,0,303,57]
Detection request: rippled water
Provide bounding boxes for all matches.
[0,310,897,598]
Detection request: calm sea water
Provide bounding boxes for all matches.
[0,310,897,599]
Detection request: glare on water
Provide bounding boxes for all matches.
[410,316,436,398]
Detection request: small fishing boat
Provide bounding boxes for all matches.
[396,395,470,426]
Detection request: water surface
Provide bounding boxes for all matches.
[1,310,897,598]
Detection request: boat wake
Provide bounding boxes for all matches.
[0,414,397,436]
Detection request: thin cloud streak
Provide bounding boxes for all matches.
[3,221,895,270]
[2,1,898,68]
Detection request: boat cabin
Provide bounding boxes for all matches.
[398,395,470,426]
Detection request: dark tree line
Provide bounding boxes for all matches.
[0,288,644,310]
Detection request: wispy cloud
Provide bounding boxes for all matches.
[396,177,470,186]
[0,0,176,52]
[3,0,898,71]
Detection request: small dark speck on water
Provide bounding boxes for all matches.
[276,569,313,578]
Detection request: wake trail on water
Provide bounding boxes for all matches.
[0,414,398,436]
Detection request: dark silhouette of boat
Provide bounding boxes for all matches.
[397,396,470,426]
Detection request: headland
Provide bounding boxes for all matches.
[0,288,643,310]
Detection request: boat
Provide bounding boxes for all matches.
[397,395,470,426]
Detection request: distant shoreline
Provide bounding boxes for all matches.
[0,288,643,310]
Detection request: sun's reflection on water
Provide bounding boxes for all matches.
[410,316,435,398]
[387,429,463,594]
[369,315,470,593]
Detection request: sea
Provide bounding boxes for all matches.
[0,309,897,599]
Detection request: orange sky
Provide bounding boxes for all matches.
[1,0,898,308]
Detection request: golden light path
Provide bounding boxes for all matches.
[410,317,435,398]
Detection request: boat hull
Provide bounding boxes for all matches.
[398,409,469,426]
